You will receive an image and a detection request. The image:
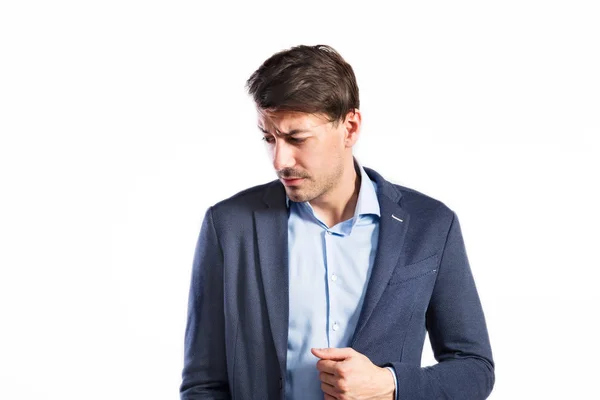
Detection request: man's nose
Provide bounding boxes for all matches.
[272,140,295,171]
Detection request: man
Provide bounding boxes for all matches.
[180,44,494,400]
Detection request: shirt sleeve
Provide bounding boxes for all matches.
[385,366,398,400]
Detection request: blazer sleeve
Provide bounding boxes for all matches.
[180,207,231,400]
[389,211,495,399]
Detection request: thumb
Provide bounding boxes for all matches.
[311,347,354,361]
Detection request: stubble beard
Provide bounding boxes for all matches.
[285,162,344,204]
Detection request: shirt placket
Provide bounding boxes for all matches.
[325,228,343,348]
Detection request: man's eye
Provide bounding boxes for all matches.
[288,137,306,144]
[262,136,275,144]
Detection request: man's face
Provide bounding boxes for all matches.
[257,109,352,203]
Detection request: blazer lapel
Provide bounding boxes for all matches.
[254,181,289,377]
[352,169,410,345]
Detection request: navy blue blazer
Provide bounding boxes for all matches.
[180,167,494,399]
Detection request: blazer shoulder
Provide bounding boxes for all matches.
[365,165,454,221]
[210,179,279,216]
[394,183,455,222]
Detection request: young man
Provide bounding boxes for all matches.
[180,45,494,400]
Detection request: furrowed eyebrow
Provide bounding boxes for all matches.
[258,126,310,136]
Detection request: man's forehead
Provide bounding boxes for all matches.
[257,109,329,131]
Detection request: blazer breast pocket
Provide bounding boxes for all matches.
[388,253,439,285]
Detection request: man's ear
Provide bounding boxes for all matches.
[343,109,362,148]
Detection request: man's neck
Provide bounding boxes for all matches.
[310,161,361,228]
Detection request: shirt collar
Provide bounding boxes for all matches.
[353,158,380,218]
[285,158,380,218]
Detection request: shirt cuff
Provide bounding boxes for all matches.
[385,366,398,400]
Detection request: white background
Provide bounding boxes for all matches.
[1,1,598,399]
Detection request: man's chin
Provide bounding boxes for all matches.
[285,188,312,203]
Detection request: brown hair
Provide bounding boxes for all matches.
[246,44,360,124]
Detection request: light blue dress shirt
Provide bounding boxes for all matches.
[285,160,397,399]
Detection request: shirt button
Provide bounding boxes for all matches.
[331,273,338,282]
[332,322,339,331]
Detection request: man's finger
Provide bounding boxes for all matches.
[311,347,354,361]
[318,371,337,386]
[324,393,337,400]
[320,381,338,398]
[315,359,338,374]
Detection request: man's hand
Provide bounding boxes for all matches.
[311,347,395,400]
